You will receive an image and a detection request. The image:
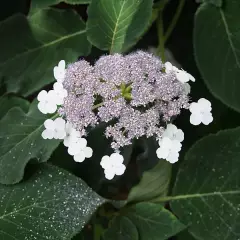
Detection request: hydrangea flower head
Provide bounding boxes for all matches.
[37,52,213,180]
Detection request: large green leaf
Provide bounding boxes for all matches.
[86,0,153,53]
[0,100,60,184]
[0,95,29,120]
[0,164,105,240]
[104,203,185,240]
[167,128,240,240]
[127,160,171,203]
[0,8,91,96]
[194,1,240,111]
[30,0,91,14]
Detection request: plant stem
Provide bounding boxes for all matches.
[92,102,104,110]
[157,12,165,62]
[164,0,186,43]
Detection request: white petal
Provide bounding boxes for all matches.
[68,142,81,156]
[74,151,86,163]
[100,156,111,169]
[54,118,66,130]
[114,164,126,176]
[38,102,48,114]
[44,119,55,130]
[48,90,58,102]
[189,102,200,113]
[83,147,93,158]
[156,146,169,159]
[190,113,202,125]
[165,62,173,73]
[202,112,213,125]
[37,90,48,101]
[176,70,189,83]
[54,130,66,139]
[198,98,212,111]
[175,129,184,142]
[171,140,182,152]
[46,103,57,114]
[58,60,65,69]
[104,169,115,180]
[160,137,172,149]
[41,129,54,139]
[187,73,195,82]
[111,153,124,164]
[166,151,179,163]
[53,82,64,91]
[183,83,191,94]
[77,138,87,149]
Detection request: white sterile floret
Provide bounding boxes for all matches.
[42,118,66,139]
[64,122,81,147]
[37,90,58,114]
[100,153,126,180]
[189,98,213,125]
[67,137,93,163]
[164,61,178,74]
[54,60,66,82]
[162,124,184,142]
[183,83,191,94]
[53,82,68,105]
[156,137,182,163]
[176,69,195,83]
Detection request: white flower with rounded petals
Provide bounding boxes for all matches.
[54,60,65,82]
[53,82,68,105]
[37,90,58,114]
[156,137,182,163]
[73,146,93,163]
[165,62,178,74]
[189,98,213,125]
[100,153,126,180]
[68,137,87,156]
[64,122,81,147]
[162,124,184,142]
[41,118,66,139]
[183,83,191,94]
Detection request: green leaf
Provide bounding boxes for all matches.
[0,164,105,240]
[104,203,185,240]
[198,0,222,7]
[104,216,138,240]
[30,0,91,14]
[0,9,91,96]
[169,127,240,240]
[177,231,196,240]
[0,100,60,184]
[0,95,29,120]
[194,1,240,111]
[127,160,171,203]
[86,0,153,53]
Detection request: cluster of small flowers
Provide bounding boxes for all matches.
[37,51,213,180]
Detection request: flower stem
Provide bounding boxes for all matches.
[157,13,165,62]
[92,102,104,110]
[164,0,186,43]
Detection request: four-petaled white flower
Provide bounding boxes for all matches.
[53,82,68,105]
[189,98,213,125]
[66,136,93,163]
[156,137,182,163]
[164,62,195,83]
[37,90,58,114]
[42,118,66,139]
[162,124,184,142]
[54,60,66,82]
[100,153,126,180]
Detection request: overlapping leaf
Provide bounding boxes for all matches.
[0,8,91,96]
[127,160,171,203]
[194,1,240,111]
[30,0,91,14]
[0,164,105,239]
[104,203,185,240]
[169,128,240,240]
[87,0,153,53]
[0,100,60,184]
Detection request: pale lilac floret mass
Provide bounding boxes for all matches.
[59,51,190,151]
